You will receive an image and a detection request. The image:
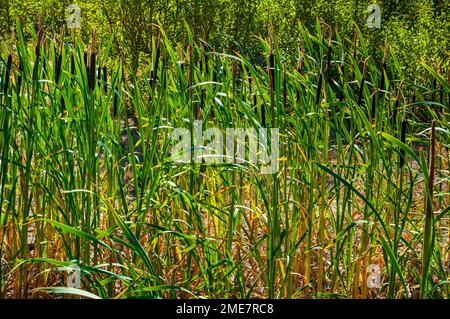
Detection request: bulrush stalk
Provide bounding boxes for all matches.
[421,120,437,298]
[0,47,13,299]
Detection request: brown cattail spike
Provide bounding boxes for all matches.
[3,53,12,97]
[88,31,97,92]
[55,40,63,84]
[102,66,108,93]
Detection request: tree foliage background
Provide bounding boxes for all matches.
[0,0,448,79]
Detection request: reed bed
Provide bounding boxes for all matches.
[0,22,449,299]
